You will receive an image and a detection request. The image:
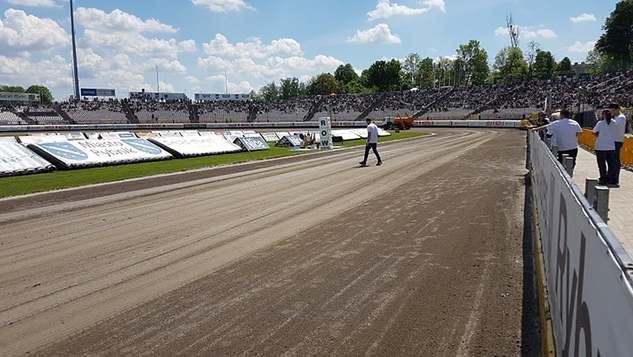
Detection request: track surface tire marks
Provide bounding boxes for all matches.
[1,130,533,355]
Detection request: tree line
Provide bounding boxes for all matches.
[257,0,633,102]
[0,85,53,104]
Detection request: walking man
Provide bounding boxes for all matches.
[359,118,382,167]
[609,104,628,187]
[549,109,582,170]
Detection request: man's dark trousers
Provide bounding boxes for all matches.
[362,143,381,165]
[614,141,623,184]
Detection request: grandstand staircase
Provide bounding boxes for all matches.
[247,104,258,122]
[303,97,326,121]
[122,101,139,124]
[53,104,76,124]
[355,94,387,121]
[190,104,199,123]
[412,87,455,119]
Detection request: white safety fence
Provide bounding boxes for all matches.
[529,132,633,356]
[148,132,242,157]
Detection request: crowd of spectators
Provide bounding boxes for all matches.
[1,70,632,125]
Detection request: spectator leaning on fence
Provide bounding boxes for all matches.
[549,109,583,170]
[593,110,618,187]
[609,104,627,186]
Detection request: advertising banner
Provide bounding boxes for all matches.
[319,117,333,149]
[529,132,633,356]
[28,138,172,169]
[0,137,53,176]
[233,136,270,152]
[261,132,279,142]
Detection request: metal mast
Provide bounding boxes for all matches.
[70,0,80,100]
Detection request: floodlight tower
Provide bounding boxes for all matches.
[506,13,520,48]
[70,0,80,100]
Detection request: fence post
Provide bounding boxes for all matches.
[594,186,610,222]
[585,178,598,204]
[563,156,575,177]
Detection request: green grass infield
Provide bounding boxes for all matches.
[0,131,427,198]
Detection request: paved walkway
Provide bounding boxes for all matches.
[572,148,633,256]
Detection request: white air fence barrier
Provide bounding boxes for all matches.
[149,132,241,157]
[261,132,279,142]
[233,136,270,151]
[0,137,53,176]
[332,130,361,141]
[22,135,172,169]
[529,132,633,356]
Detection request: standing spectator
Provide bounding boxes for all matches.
[592,110,618,186]
[609,104,627,186]
[359,118,382,167]
[549,109,583,169]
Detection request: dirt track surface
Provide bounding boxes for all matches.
[0,129,536,356]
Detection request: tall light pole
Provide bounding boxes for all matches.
[70,0,80,100]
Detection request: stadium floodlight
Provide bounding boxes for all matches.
[70,0,80,101]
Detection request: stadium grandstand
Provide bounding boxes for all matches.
[0,71,631,125]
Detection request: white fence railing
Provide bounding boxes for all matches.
[529,131,633,356]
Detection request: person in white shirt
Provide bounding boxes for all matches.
[592,110,618,186]
[608,104,628,186]
[359,118,382,167]
[548,109,583,169]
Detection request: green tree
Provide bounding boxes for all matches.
[0,85,25,93]
[344,78,371,94]
[26,85,53,104]
[334,64,358,86]
[532,50,557,79]
[493,47,529,81]
[526,41,540,78]
[456,40,490,85]
[595,0,633,70]
[557,57,572,76]
[259,81,279,102]
[364,59,402,92]
[307,73,341,95]
[402,53,421,88]
[418,57,434,88]
[279,77,301,100]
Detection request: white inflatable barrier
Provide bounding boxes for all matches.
[332,130,361,141]
[276,135,303,148]
[149,132,241,157]
[233,136,270,152]
[0,137,53,176]
[261,132,279,142]
[529,132,633,356]
[24,136,172,169]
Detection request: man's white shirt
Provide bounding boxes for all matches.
[593,120,616,151]
[549,118,582,151]
[613,113,627,142]
[367,123,379,144]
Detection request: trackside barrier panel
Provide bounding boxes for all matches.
[261,132,279,142]
[149,133,241,157]
[331,130,361,141]
[233,136,269,152]
[0,137,54,176]
[529,132,633,356]
[25,137,172,169]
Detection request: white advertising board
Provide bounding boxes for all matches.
[529,132,633,356]
[149,134,241,157]
[331,129,361,141]
[28,138,172,169]
[0,137,53,176]
[233,136,270,151]
[261,132,279,142]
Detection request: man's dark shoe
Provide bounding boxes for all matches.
[376,161,382,166]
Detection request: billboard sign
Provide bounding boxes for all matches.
[319,117,332,149]
[81,88,116,97]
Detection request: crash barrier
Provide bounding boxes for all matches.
[276,135,303,148]
[233,136,270,152]
[414,119,523,128]
[529,131,633,356]
[147,132,242,157]
[0,120,525,133]
[0,137,53,176]
[22,134,172,169]
[261,132,280,142]
[578,129,633,168]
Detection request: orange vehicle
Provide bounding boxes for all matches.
[382,116,414,130]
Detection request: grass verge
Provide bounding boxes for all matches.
[0,131,427,198]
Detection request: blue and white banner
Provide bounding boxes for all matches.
[233,136,269,152]
[0,137,53,176]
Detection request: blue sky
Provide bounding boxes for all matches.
[0,0,619,99]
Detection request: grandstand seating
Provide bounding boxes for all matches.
[0,111,24,125]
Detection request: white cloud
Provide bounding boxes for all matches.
[203,34,302,59]
[347,23,401,44]
[0,9,68,52]
[179,39,197,52]
[158,81,175,93]
[185,75,200,84]
[494,25,557,40]
[191,0,254,12]
[75,7,177,33]
[570,13,597,24]
[7,0,58,7]
[568,40,596,53]
[368,0,445,21]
